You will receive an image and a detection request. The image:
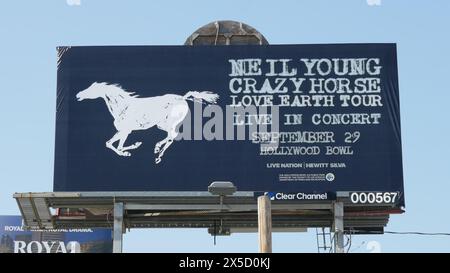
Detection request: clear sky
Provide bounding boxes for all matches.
[0,0,449,253]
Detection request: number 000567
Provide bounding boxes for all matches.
[350,192,398,204]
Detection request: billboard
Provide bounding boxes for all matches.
[54,44,404,206]
[0,216,112,253]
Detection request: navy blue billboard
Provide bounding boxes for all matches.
[54,44,404,205]
[0,216,112,253]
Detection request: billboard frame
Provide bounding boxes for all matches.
[14,191,403,252]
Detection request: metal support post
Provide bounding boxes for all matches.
[113,202,124,253]
[333,201,344,253]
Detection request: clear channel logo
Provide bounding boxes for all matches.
[266,192,329,201]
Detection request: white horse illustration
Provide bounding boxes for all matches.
[76,82,219,164]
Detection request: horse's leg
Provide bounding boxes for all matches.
[121,142,142,152]
[154,135,169,155]
[106,131,131,157]
[106,131,121,154]
[155,130,178,164]
[115,130,134,156]
[155,104,189,164]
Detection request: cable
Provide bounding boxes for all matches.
[345,232,352,253]
[385,231,450,236]
[329,233,335,253]
[318,228,450,253]
[349,229,450,236]
[333,229,450,253]
[349,241,366,253]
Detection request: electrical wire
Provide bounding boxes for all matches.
[350,230,450,236]
[349,241,366,253]
[385,231,450,236]
[345,232,352,253]
[325,232,332,253]
[346,230,450,253]
[320,228,450,253]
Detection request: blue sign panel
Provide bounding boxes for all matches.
[54,44,404,206]
[0,216,112,253]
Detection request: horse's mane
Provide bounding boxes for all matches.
[101,82,139,99]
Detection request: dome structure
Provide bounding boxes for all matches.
[184,20,269,46]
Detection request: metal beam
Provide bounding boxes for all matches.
[113,202,124,253]
[333,201,344,253]
[124,203,331,211]
[79,191,254,198]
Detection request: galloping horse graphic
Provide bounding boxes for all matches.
[76,82,219,164]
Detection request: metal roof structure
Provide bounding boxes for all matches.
[14,191,402,232]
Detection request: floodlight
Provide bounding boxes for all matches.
[208,181,236,196]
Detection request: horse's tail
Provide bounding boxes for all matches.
[183,91,219,104]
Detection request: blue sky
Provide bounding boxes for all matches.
[1,0,449,252]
